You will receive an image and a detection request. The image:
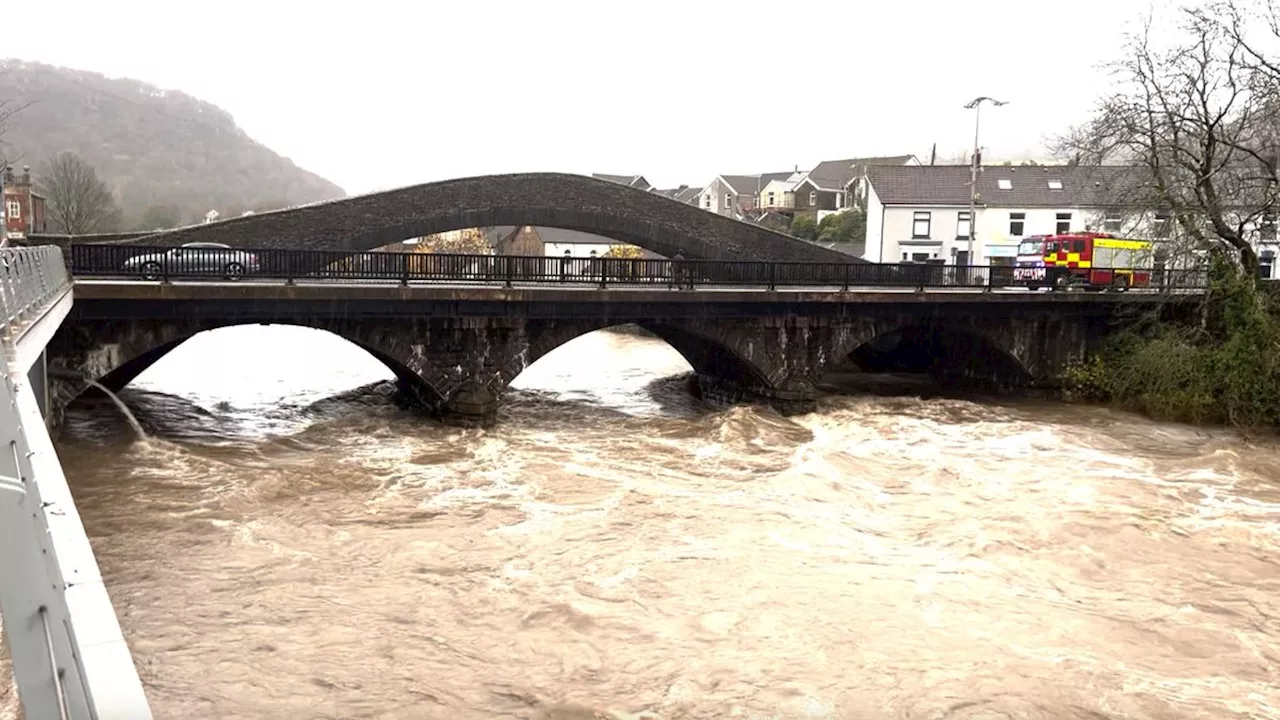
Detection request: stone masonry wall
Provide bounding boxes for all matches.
[96,173,855,262]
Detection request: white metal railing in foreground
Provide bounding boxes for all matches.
[0,245,153,719]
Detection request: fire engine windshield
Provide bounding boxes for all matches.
[1017,239,1044,255]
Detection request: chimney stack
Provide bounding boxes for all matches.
[18,165,31,187]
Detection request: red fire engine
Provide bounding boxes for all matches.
[1015,232,1154,291]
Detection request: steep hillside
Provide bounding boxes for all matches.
[0,60,345,228]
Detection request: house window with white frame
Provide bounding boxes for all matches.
[836,192,845,209]
[1260,251,1275,280]
[956,211,971,240]
[724,195,732,209]
[1103,211,1123,233]
[1261,210,1278,241]
[1056,212,1072,234]
[808,190,817,206]
[1009,212,1025,236]
[1154,212,1172,238]
[912,211,932,239]
[766,192,775,207]
[703,196,711,209]
[5,199,19,219]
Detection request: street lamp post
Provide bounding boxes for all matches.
[963,96,1007,283]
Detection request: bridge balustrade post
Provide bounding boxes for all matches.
[842,262,851,292]
[768,262,777,292]
[504,255,514,289]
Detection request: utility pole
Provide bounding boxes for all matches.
[963,97,1007,281]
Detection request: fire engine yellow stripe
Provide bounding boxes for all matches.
[1077,261,1092,268]
[1095,238,1152,250]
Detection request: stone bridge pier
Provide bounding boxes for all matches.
[44,299,1117,429]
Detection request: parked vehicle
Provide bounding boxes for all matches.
[122,242,261,281]
[1013,232,1154,291]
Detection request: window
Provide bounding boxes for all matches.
[997,179,1013,190]
[990,256,1015,267]
[724,195,732,209]
[956,211,971,240]
[912,211,932,239]
[836,192,845,209]
[1103,211,1123,233]
[910,252,931,262]
[809,190,817,206]
[703,196,711,209]
[766,192,775,207]
[1056,212,1072,234]
[1017,239,1042,255]
[1260,251,1275,280]
[5,199,18,219]
[1047,180,1064,190]
[1009,212,1025,237]
[1072,239,1086,254]
[1154,212,1171,238]
[1261,211,1278,241]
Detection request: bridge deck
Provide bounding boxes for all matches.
[73,279,1190,305]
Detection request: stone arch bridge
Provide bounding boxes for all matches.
[45,283,1192,428]
[40,173,856,262]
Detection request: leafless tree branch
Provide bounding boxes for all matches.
[36,152,121,234]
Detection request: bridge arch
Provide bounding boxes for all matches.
[508,321,775,395]
[836,320,1034,388]
[48,319,450,416]
[124,173,853,262]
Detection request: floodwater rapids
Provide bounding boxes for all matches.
[2,325,1278,719]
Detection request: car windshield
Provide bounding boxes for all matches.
[1017,240,1043,255]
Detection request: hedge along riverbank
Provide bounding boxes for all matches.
[1064,259,1280,428]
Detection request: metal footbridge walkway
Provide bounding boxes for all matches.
[0,245,152,718]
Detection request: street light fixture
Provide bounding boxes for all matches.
[963,96,1007,281]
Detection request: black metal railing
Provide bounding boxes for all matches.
[66,244,1213,292]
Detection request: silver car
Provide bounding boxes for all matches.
[122,242,261,281]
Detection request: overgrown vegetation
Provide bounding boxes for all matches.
[1065,260,1280,426]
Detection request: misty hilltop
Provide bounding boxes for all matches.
[0,60,345,228]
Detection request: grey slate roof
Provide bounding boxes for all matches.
[592,173,650,189]
[803,155,918,191]
[865,164,1140,207]
[674,186,702,203]
[720,172,792,195]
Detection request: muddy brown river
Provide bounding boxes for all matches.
[2,325,1278,719]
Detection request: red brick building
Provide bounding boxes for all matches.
[3,165,47,243]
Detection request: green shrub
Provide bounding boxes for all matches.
[1064,259,1280,427]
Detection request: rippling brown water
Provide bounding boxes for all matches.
[3,326,1279,719]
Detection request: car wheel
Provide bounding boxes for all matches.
[224,262,245,281]
[141,261,162,281]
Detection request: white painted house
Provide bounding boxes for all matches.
[863,164,1174,265]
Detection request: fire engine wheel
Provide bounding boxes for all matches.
[1052,274,1071,291]
[1027,284,1041,291]
[1110,275,1130,292]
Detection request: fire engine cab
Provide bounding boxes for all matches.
[1014,232,1154,291]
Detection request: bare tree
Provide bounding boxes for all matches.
[0,72,31,170]
[1054,2,1280,273]
[36,152,121,234]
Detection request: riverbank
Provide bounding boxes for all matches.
[1065,268,1280,428]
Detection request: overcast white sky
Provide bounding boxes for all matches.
[10,0,1176,195]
